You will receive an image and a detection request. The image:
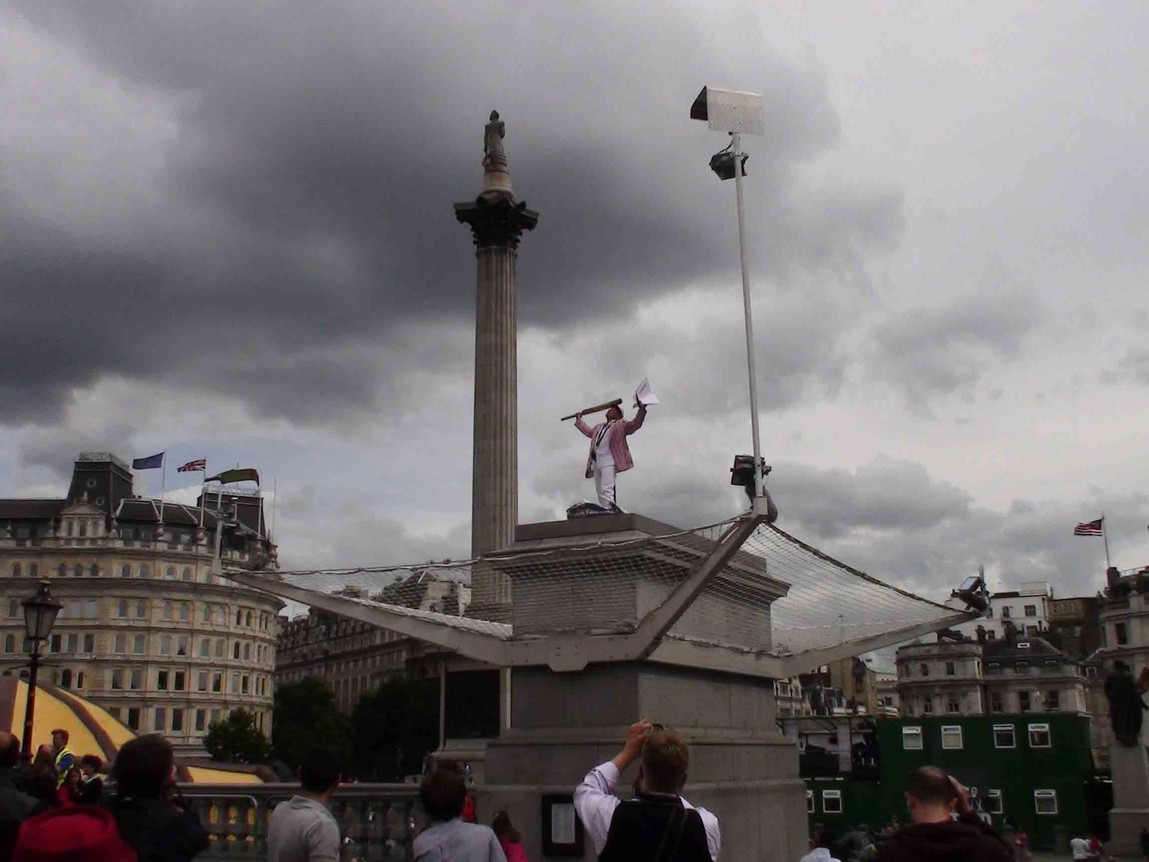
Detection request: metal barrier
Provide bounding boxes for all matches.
[180,783,423,861]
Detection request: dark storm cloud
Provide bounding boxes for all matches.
[2,0,902,424]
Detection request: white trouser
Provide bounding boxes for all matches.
[594,466,617,509]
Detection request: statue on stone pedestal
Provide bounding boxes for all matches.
[1105,660,1148,746]
[483,110,506,166]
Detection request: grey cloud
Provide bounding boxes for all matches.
[2,0,902,426]
[1101,347,1149,387]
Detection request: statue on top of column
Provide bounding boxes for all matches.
[479,110,514,199]
[483,111,506,166]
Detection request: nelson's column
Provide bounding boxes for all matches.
[455,111,538,621]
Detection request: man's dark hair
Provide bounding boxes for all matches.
[905,766,957,805]
[641,727,689,794]
[80,754,103,771]
[818,829,837,848]
[51,728,69,744]
[114,733,174,798]
[299,746,341,793]
[0,732,18,769]
[420,768,467,822]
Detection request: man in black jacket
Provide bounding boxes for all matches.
[0,732,36,862]
[106,734,210,862]
[876,767,1011,862]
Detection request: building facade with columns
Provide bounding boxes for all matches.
[0,453,282,754]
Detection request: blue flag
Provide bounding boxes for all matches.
[132,452,164,470]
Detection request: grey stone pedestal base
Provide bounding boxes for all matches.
[482,662,806,861]
[1108,744,1149,856]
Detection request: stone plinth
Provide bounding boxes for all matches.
[482,663,807,862]
[1107,743,1149,855]
[498,514,787,649]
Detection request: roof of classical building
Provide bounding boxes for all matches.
[0,501,68,520]
[0,677,270,784]
[983,635,1070,667]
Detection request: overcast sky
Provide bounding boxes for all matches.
[3,1,1148,604]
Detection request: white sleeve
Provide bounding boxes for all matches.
[680,796,721,861]
[573,760,622,855]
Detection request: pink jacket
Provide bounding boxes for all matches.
[499,837,530,862]
[575,407,646,478]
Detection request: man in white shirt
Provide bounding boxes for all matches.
[799,831,842,862]
[574,720,720,861]
[1070,835,1091,861]
[268,746,342,862]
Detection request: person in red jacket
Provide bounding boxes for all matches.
[876,767,1012,862]
[492,812,530,862]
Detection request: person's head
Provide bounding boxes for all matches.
[437,758,461,774]
[0,731,18,769]
[80,755,103,777]
[26,765,58,803]
[420,768,467,822]
[638,726,689,795]
[606,405,623,421]
[814,829,836,849]
[492,811,521,843]
[298,746,341,795]
[904,766,958,824]
[65,766,82,788]
[113,734,174,799]
[33,745,56,770]
[51,729,69,750]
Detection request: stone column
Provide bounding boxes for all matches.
[1107,743,1149,855]
[455,111,538,621]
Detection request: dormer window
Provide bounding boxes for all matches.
[1018,642,1030,649]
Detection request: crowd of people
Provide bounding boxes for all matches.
[0,728,209,862]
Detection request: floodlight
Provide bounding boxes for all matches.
[951,574,989,613]
[709,150,749,181]
[690,87,765,135]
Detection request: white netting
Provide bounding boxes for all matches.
[242,516,961,659]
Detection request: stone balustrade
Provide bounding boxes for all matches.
[179,782,424,861]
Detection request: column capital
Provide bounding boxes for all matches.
[454,194,539,251]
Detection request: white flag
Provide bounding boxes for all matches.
[634,377,660,407]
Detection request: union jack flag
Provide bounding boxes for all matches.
[177,459,207,473]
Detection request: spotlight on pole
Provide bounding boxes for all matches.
[691,86,770,512]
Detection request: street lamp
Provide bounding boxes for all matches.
[690,86,770,510]
[21,581,62,759]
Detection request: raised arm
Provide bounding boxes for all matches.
[574,413,593,438]
[574,721,650,856]
[624,405,647,435]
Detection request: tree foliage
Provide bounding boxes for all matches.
[204,708,271,764]
[350,675,439,781]
[272,677,350,770]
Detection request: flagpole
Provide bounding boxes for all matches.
[257,477,265,540]
[271,477,278,539]
[158,452,167,527]
[199,460,208,529]
[1102,512,1112,570]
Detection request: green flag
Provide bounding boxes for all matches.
[207,467,260,485]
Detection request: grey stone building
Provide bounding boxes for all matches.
[0,452,282,754]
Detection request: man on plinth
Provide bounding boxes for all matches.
[574,402,647,512]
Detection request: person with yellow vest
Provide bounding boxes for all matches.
[51,729,75,787]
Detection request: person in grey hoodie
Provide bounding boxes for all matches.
[268,747,342,862]
[413,769,506,862]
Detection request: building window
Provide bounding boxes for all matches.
[182,567,193,581]
[946,696,960,714]
[162,602,173,621]
[165,566,176,580]
[174,671,186,691]
[212,673,222,693]
[215,639,225,659]
[50,635,61,654]
[195,710,207,732]
[941,726,963,750]
[114,635,127,654]
[112,670,124,690]
[945,661,955,676]
[132,634,145,654]
[923,695,933,715]
[241,675,250,694]
[1116,623,1129,646]
[135,601,146,619]
[199,639,210,658]
[984,790,1003,814]
[130,669,142,690]
[179,603,190,622]
[117,600,128,618]
[987,631,996,640]
[83,634,94,653]
[153,708,166,732]
[120,565,131,578]
[202,604,211,624]
[157,670,169,691]
[1024,605,1036,617]
[177,636,188,657]
[198,672,209,692]
[138,564,150,579]
[60,669,73,689]
[903,726,923,750]
[243,643,251,661]
[159,636,172,656]
[3,635,13,654]
[233,642,241,660]
[919,663,929,677]
[11,563,21,577]
[127,708,141,731]
[1045,690,1060,711]
[1001,606,1011,619]
[1034,789,1057,814]
[1019,691,1031,712]
[822,790,842,814]
[171,709,184,733]
[1029,723,1051,748]
[992,722,1016,748]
